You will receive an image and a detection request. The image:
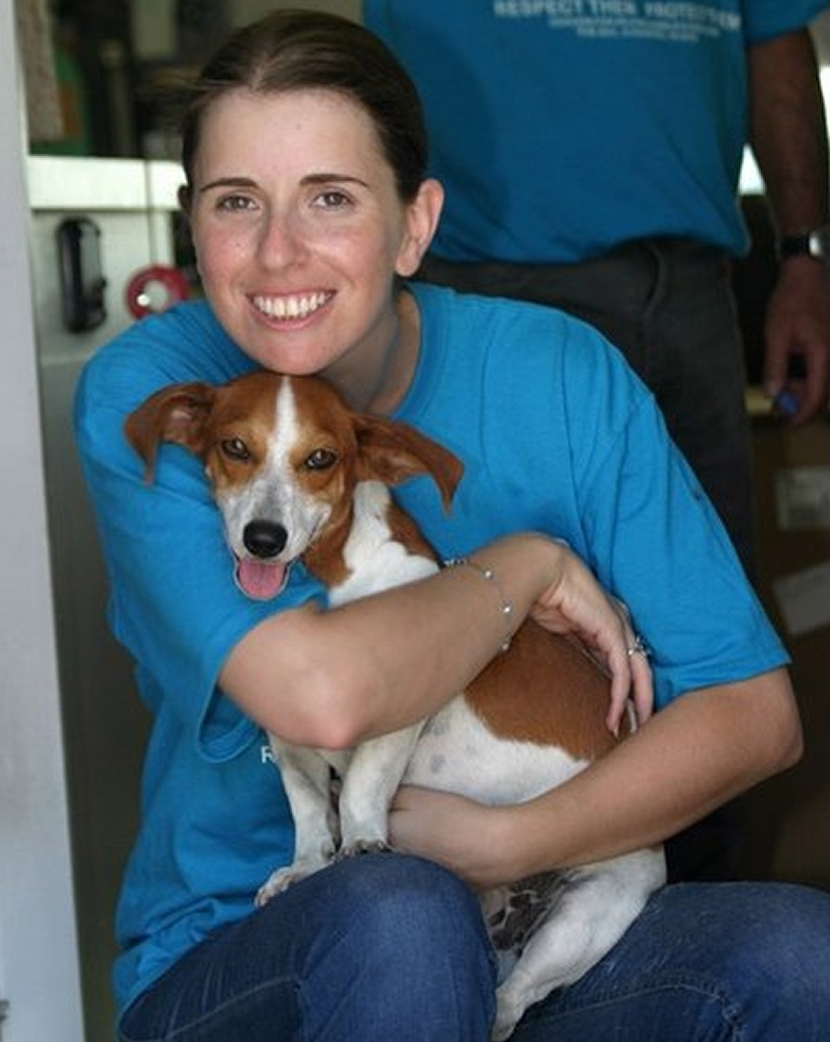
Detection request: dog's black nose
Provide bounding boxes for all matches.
[243,520,288,559]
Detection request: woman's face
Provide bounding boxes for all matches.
[188,87,439,382]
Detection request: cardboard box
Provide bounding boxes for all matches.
[735,401,830,887]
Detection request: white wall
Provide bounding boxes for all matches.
[0,3,85,1039]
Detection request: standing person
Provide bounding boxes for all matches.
[74,11,830,1042]
[364,0,830,880]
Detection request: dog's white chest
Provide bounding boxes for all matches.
[329,481,439,605]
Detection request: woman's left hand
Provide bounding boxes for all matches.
[389,785,515,889]
[524,540,654,732]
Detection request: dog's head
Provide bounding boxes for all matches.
[126,371,463,599]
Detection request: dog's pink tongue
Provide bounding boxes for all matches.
[235,558,289,601]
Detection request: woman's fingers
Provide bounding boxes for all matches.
[529,552,654,736]
[603,623,654,734]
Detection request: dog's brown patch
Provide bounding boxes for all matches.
[467,622,624,762]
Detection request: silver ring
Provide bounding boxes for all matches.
[626,634,649,658]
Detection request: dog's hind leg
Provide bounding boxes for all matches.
[491,848,665,1040]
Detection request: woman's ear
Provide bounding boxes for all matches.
[395,178,445,277]
[177,184,192,215]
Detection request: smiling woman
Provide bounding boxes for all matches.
[71,9,830,1042]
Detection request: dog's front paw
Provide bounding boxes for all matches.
[336,838,390,861]
[255,859,325,906]
[256,870,302,906]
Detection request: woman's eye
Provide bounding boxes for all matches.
[220,438,251,461]
[313,190,351,210]
[216,194,256,213]
[306,448,338,471]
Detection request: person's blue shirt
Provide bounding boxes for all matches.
[74,284,788,1012]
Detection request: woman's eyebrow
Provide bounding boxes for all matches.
[198,176,257,193]
[301,172,371,188]
[198,172,371,193]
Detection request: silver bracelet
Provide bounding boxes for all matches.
[445,556,515,652]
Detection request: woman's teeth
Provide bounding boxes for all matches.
[253,292,332,320]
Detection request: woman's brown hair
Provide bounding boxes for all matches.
[178,9,429,204]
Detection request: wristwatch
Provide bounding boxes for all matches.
[777,224,830,261]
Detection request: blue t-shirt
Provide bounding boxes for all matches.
[364,0,828,261]
[74,284,788,1012]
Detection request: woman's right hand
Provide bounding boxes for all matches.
[525,537,653,733]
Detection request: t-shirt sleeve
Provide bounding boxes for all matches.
[742,0,828,43]
[565,361,789,707]
[73,324,325,763]
[402,288,788,711]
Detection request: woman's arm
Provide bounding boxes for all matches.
[220,532,651,749]
[389,667,802,888]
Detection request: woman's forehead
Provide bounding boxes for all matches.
[192,88,395,198]
[203,87,378,144]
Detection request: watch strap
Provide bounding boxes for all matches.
[778,227,830,260]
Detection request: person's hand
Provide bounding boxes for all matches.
[528,539,653,733]
[764,257,830,424]
[389,785,515,889]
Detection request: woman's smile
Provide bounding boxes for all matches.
[250,290,336,325]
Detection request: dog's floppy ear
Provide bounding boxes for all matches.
[125,381,218,483]
[353,414,464,511]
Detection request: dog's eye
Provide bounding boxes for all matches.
[306,448,338,471]
[220,438,251,461]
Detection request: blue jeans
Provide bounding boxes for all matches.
[119,853,830,1041]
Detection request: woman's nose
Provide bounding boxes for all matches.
[257,209,306,267]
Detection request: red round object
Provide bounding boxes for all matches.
[126,265,190,319]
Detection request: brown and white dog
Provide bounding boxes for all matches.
[127,370,665,1040]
